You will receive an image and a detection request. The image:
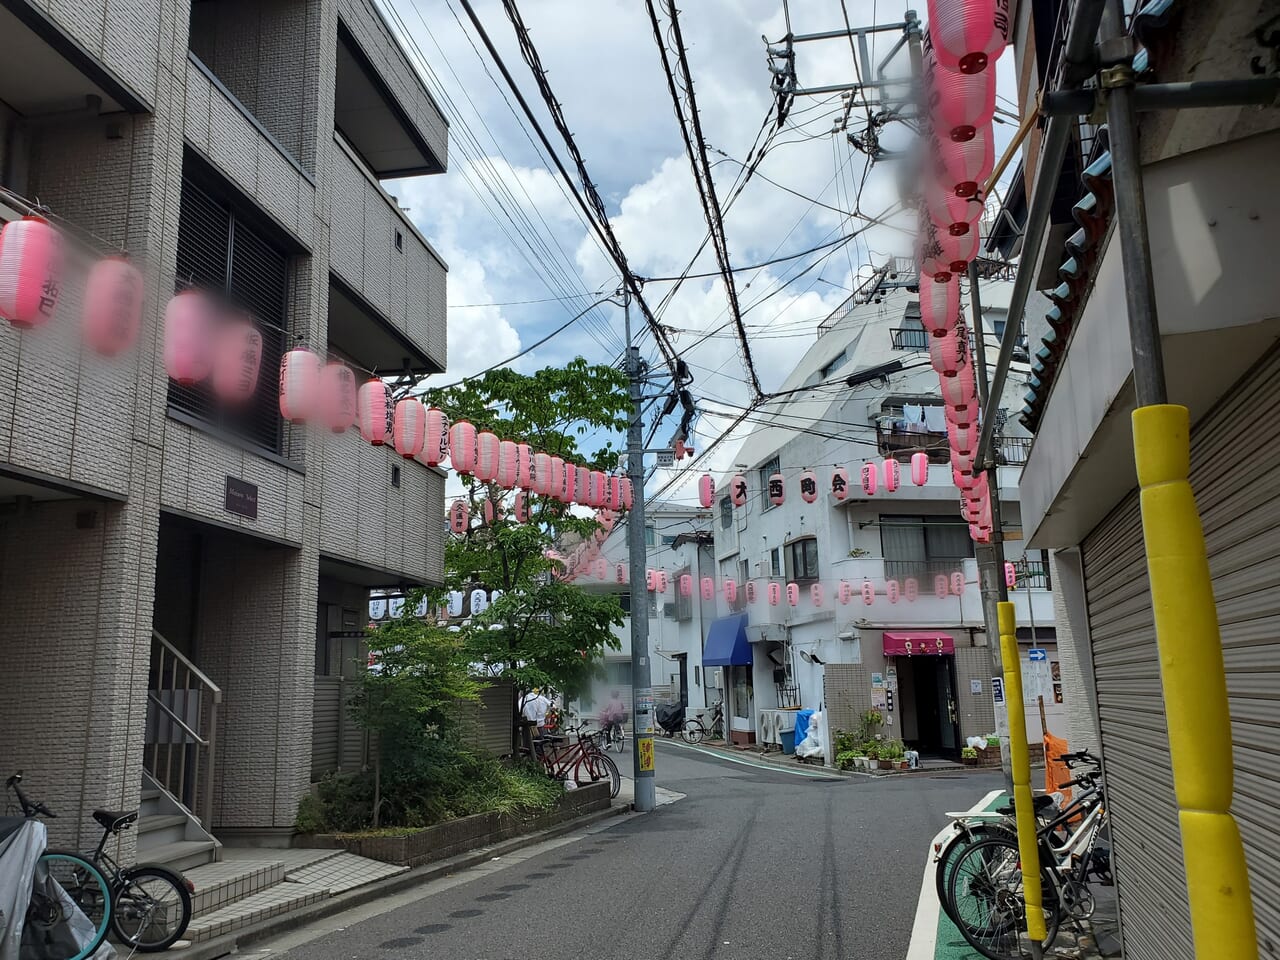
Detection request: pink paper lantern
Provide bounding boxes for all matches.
[533,453,553,495]
[1004,561,1017,587]
[0,216,62,329]
[799,470,818,503]
[82,256,144,355]
[768,583,782,606]
[953,466,981,491]
[679,574,693,597]
[621,478,634,510]
[918,230,954,283]
[925,0,1009,75]
[925,48,997,140]
[937,226,981,274]
[862,579,875,605]
[701,577,715,601]
[920,275,960,337]
[163,290,213,385]
[730,474,748,507]
[548,457,566,498]
[911,452,930,486]
[946,401,977,429]
[616,562,628,584]
[514,490,529,523]
[949,420,979,455]
[320,363,358,433]
[887,579,901,604]
[416,408,448,464]
[449,421,478,473]
[935,125,995,198]
[951,447,976,474]
[278,346,320,424]
[810,583,824,607]
[497,440,519,488]
[588,470,605,508]
[698,474,715,508]
[558,461,576,503]
[925,181,984,239]
[768,472,785,506]
[449,499,468,534]
[657,571,669,593]
[831,467,850,501]
[516,443,534,489]
[358,379,393,445]
[212,317,263,405]
[861,463,878,496]
[745,580,758,605]
[971,523,991,544]
[935,574,950,599]
[939,362,977,409]
[483,499,499,526]
[951,571,967,596]
[474,431,500,481]
[647,569,658,591]
[787,583,800,607]
[883,458,900,493]
[594,557,608,580]
[905,577,920,602]
[393,399,427,458]
[724,579,738,604]
[607,474,624,511]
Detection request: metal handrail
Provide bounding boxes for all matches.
[147,629,221,829]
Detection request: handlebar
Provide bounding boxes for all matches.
[1059,750,1101,769]
[6,771,56,818]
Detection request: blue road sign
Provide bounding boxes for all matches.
[1028,648,1048,662]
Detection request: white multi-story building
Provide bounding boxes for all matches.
[703,259,1060,759]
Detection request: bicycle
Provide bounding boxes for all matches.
[679,700,723,744]
[522,726,621,799]
[8,772,193,953]
[600,717,627,754]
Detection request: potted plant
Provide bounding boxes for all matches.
[863,743,879,770]
[961,746,978,766]
[879,740,907,770]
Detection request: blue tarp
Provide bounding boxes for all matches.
[793,708,815,747]
[702,613,753,666]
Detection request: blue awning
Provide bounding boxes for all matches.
[702,613,753,667]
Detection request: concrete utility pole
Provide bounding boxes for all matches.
[624,292,657,813]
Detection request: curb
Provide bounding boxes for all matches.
[174,803,631,960]
[658,737,995,780]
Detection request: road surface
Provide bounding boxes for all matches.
[265,742,1000,959]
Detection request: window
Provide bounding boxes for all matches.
[819,349,848,379]
[606,661,633,687]
[759,456,781,510]
[739,559,750,584]
[391,465,401,488]
[662,535,678,546]
[618,593,631,614]
[172,174,289,455]
[673,567,692,621]
[880,515,974,580]
[644,525,656,547]
[720,496,733,529]
[770,547,781,577]
[786,538,820,581]
[693,665,701,687]
[394,228,404,252]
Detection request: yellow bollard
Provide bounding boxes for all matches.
[1134,405,1258,959]
[998,601,1047,944]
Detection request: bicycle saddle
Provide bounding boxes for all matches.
[93,808,139,832]
[994,795,1056,816]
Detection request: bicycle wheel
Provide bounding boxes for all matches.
[935,822,1015,925]
[612,728,626,754]
[26,851,112,960]
[681,718,705,744]
[946,836,1061,960]
[112,864,193,952]
[571,752,620,799]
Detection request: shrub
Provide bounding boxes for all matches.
[833,729,859,756]
[961,746,978,760]
[835,751,860,771]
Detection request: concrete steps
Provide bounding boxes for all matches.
[136,775,220,872]
[183,859,286,916]
[185,880,328,943]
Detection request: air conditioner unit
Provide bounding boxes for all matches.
[758,708,777,744]
[773,709,795,736]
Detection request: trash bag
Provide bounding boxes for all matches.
[795,710,826,760]
[655,701,685,734]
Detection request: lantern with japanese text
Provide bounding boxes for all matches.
[483,499,499,526]
[905,577,919,602]
[862,579,875,605]
[514,490,529,523]
[939,362,977,411]
[320,363,358,433]
[163,290,213,385]
[558,462,576,503]
[471,589,490,615]
[657,570,669,593]
[730,474,748,507]
[358,379,393,445]
[930,327,966,378]
[607,474,624,511]
[589,471,606,508]
[935,574,950,599]
[838,580,853,605]
[449,499,468,533]
[883,458,900,493]
[746,580,758,605]
[925,47,997,140]
[449,421,478,473]
[393,399,427,458]
[547,457,565,500]
[497,440,519,488]
[951,571,966,595]
[212,316,262,405]
[768,472,785,506]
[474,431,500,481]
[594,557,608,580]
[621,477,634,510]
[925,0,1009,75]
[82,256,143,355]
[701,577,715,601]
[810,583,824,607]
[786,583,799,607]
[278,346,320,424]
[886,579,901,604]
[1004,561,1017,587]
[0,216,62,329]
[679,574,693,597]
[616,563,628,584]
[919,276,959,337]
[698,474,715,508]
[861,462,878,496]
[533,453,553,495]
[419,407,448,464]
[799,470,818,503]
[724,579,738,605]
[918,226,953,283]
[935,126,994,198]
[768,583,782,606]
[831,467,850,501]
[516,443,534,489]
[911,451,930,486]
[647,569,658,591]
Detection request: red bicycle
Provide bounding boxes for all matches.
[534,725,620,798]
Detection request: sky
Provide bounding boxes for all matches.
[381,0,1021,502]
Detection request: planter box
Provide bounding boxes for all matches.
[877,758,893,770]
[306,780,611,868]
[975,747,1002,768]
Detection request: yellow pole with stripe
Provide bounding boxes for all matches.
[1133,405,1257,959]
[997,601,1046,945]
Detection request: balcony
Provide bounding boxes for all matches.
[876,424,1032,467]
[891,327,929,351]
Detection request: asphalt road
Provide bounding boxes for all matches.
[267,743,1001,960]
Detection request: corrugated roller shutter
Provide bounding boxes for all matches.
[1083,344,1280,960]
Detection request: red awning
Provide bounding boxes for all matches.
[883,630,955,656]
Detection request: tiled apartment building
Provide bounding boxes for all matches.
[0,0,447,862]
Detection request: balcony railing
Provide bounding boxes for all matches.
[877,426,951,464]
[891,327,929,350]
[1016,560,1052,590]
[999,436,1032,465]
[883,559,973,583]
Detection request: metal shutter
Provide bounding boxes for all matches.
[1083,343,1280,960]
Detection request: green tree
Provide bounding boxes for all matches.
[423,360,630,749]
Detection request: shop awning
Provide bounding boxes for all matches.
[702,613,753,666]
[883,630,955,656]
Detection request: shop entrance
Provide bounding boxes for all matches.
[906,655,960,758]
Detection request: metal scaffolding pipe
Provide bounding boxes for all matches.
[1042,78,1280,116]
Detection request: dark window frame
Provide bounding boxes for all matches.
[759,455,781,511]
[785,537,820,581]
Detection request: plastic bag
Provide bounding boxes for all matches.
[795,710,826,760]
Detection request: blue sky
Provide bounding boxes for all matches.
[381,0,1020,499]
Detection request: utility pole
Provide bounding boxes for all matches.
[624,292,657,813]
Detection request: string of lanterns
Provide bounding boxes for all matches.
[699,453,933,510]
